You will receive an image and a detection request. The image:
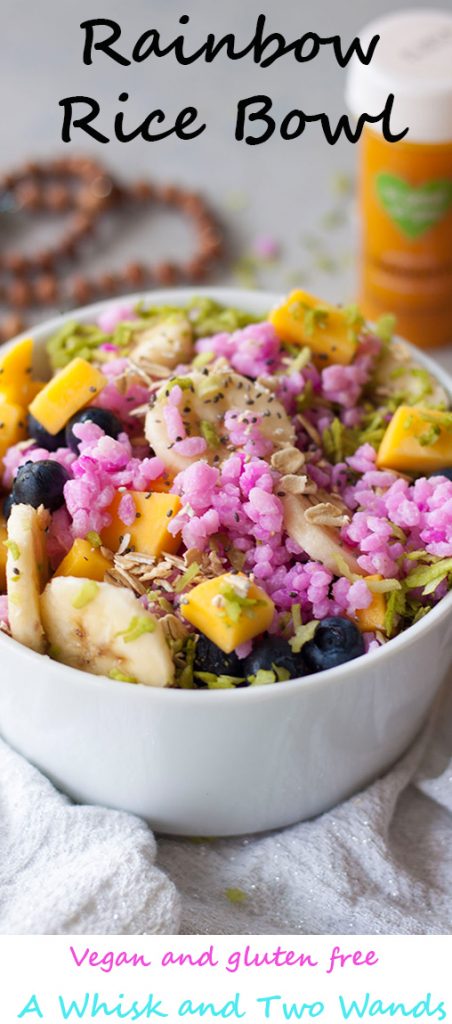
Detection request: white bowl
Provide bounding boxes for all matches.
[0,288,451,837]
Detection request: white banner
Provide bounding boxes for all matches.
[0,936,449,1022]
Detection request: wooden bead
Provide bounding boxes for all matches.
[0,313,26,341]
[130,181,154,202]
[35,249,55,271]
[155,262,179,285]
[78,188,104,215]
[6,279,33,308]
[33,274,58,304]
[97,272,120,295]
[70,275,93,305]
[60,235,78,259]
[184,257,209,282]
[45,184,71,212]
[0,159,223,316]
[123,262,146,286]
[16,181,42,210]
[3,251,29,274]
[91,175,114,199]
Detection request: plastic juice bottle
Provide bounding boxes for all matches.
[346,9,452,349]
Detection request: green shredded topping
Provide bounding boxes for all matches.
[322,408,388,462]
[406,549,431,561]
[86,531,102,548]
[273,664,291,682]
[289,301,329,338]
[220,583,264,624]
[332,554,356,582]
[295,378,314,413]
[177,636,197,689]
[196,373,224,400]
[418,424,441,447]
[248,669,278,686]
[174,562,201,593]
[137,297,260,338]
[200,420,220,448]
[366,578,401,594]
[72,581,98,609]
[290,619,318,654]
[225,887,247,904]
[384,589,407,638]
[248,664,291,685]
[418,410,452,431]
[109,668,137,683]
[194,671,245,689]
[167,375,194,392]
[344,304,365,342]
[292,603,302,632]
[288,346,312,373]
[322,417,345,463]
[46,321,109,370]
[405,558,452,595]
[389,522,407,544]
[110,321,137,351]
[3,540,20,560]
[192,350,215,370]
[48,644,61,661]
[408,368,434,404]
[375,313,396,344]
[116,614,156,642]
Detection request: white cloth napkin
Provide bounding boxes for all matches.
[0,677,450,935]
[158,675,452,935]
[0,739,180,934]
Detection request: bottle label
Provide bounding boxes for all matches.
[375,172,452,239]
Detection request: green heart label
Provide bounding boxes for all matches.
[375,173,452,240]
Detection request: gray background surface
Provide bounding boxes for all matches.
[1,0,452,364]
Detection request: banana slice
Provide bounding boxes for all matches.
[283,493,363,576]
[145,364,295,475]
[6,503,50,654]
[372,341,448,410]
[131,315,193,370]
[40,577,174,687]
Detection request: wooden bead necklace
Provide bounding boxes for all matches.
[0,156,223,342]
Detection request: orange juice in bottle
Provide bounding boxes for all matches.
[346,9,452,348]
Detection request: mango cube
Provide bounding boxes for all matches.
[356,576,386,633]
[0,401,27,467]
[269,289,358,366]
[181,573,275,654]
[55,538,112,582]
[29,357,106,435]
[0,515,7,592]
[0,337,39,406]
[101,491,182,557]
[377,406,452,473]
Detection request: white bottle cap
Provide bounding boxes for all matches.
[345,8,452,143]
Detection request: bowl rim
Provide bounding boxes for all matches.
[1,284,452,705]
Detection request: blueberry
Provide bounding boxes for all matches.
[65,408,123,453]
[194,635,242,678]
[27,413,66,452]
[300,616,365,674]
[430,468,452,482]
[2,493,14,521]
[12,460,70,512]
[243,636,304,681]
